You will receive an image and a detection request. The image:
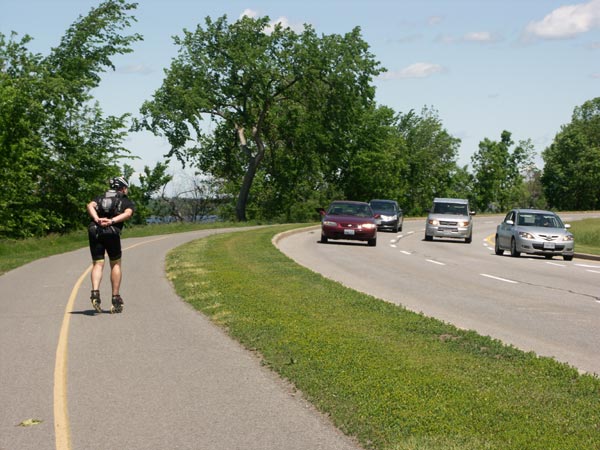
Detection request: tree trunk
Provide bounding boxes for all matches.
[235,126,265,221]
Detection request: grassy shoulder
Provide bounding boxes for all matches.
[569,218,600,255]
[166,225,600,450]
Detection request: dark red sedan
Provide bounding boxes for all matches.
[317,200,378,246]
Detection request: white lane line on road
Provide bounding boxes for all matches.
[587,270,600,274]
[54,235,171,450]
[426,259,446,266]
[577,263,600,268]
[546,262,566,267]
[480,273,518,284]
[400,250,411,255]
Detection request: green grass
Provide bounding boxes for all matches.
[166,224,600,450]
[0,221,247,275]
[570,218,600,255]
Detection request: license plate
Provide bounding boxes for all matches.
[440,228,458,233]
[543,242,555,249]
[344,229,355,235]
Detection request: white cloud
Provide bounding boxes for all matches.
[239,9,304,34]
[240,9,258,19]
[117,64,154,75]
[380,62,446,80]
[266,16,304,34]
[524,0,600,39]
[464,31,495,42]
[428,15,444,26]
[436,31,499,44]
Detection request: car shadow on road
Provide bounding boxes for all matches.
[317,241,371,246]
[422,238,469,244]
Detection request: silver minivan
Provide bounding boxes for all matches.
[424,198,475,243]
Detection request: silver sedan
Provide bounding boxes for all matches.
[495,209,574,261]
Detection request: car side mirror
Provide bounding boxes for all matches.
[506,219,514,225]
[374,213,381,219]
[316,207,326,216]
[470,211,476,216]
[564,223,571,229]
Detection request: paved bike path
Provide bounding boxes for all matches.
[1,228,361,450]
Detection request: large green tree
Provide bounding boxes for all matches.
[542,97,600,210]
[396,107,463,215]
[137,15,382,221]
[0,0,141,238]
[338,105,407,202]
[471,131,534,212]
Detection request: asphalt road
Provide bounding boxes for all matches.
[1,228,362,450]
[276,213,600,376]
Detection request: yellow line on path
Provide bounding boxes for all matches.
[53,235,171,450]
[54,265,91,450]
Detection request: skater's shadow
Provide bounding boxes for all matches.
[70,309,100,317]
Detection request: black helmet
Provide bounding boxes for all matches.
[110,176,129,190]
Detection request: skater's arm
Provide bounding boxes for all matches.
[109,207,133,226]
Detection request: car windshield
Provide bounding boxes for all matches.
[433,203,468,215]
[370,201,395,212]
[328,203,373,218]
[516,213,563,228]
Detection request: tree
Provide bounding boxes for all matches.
[396,107,463,215]
[337,105,407,202]
[471,131,534,212]
[542,97,600,210]
[123,162,173,224]
[0,0,141,238]
[136,15,382,221]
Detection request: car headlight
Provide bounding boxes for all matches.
[518,231,535,239]
[361,223,376,230]
[428,219,439,226]
[563,234,574,241]
[458,221,470,227]
[382,215,397,221]
[323,221,337,227]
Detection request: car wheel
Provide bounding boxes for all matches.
[399,223,403,232]
[424,234,433,241]
[392,223,399,233]
[510,238,520,257]
[564,254,573,261]
[321,234,328,244]
[494,236,504,255]
[465,234,472,244]
[544,255,553,259]
[368,237,377,247]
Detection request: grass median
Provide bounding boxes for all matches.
[166,224,600,450]
[570,218,600,254]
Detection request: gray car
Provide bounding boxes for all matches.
[424,198,475,243]
[369,199,403,232]
[495,209,574,261]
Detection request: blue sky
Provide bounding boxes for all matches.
[2,0,600,189]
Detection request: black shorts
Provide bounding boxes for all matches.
[88,224,122,262]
